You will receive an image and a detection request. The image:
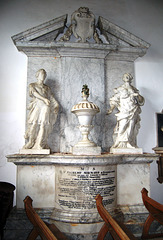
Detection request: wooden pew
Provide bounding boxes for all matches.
[141,188,163,239]
[95,194,137,240]
[24,192,163,240]
[24,196,68,240]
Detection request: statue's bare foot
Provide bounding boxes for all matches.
[126,143,135,148]
[23,141,34,149]
[33,144,43,150]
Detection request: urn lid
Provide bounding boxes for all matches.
[71,85,100,112]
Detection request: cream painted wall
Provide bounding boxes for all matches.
[0,0,163,205]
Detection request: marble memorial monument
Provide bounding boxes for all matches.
[7,7,159,240]
[11,6,151,153]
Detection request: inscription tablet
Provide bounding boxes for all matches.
[56,165,116,211]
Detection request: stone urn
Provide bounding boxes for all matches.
[71,85,101,155]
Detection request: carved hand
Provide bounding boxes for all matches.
[107,109,113,115]
[44,99,50,106]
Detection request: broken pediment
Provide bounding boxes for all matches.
[12,7,150,59]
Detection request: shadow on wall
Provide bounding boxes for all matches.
[137,87,157,152]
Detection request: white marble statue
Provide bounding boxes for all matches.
[23,69,59,151]
[107,73,144,152]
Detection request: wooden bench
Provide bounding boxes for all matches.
[24,196,68,240]
[24,192,163,240]
[141,188,163,239]
[25,194,137,240]
[95,194,137,240]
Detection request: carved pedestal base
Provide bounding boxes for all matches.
[19,148,50,155]
[110,147,143,154]
[72,145,101,155]
[7,153,157,240]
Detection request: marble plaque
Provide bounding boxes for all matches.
[55,165,116,212]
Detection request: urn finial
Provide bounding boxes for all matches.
[81,84,89,101]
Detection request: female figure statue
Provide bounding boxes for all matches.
[107,73,144,151]
[23,69,59,150]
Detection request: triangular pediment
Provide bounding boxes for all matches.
[12,10,150,47]
[11,7,150,60]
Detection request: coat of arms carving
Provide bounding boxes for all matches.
[59,7,102,43]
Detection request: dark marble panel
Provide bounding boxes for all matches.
[157,113,163,147]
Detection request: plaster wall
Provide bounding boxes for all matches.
[0,0,163,205]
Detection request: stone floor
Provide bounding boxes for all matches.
[3,207,163,240]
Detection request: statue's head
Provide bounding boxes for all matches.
[35,69,47,81]
[123,73,133,83]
